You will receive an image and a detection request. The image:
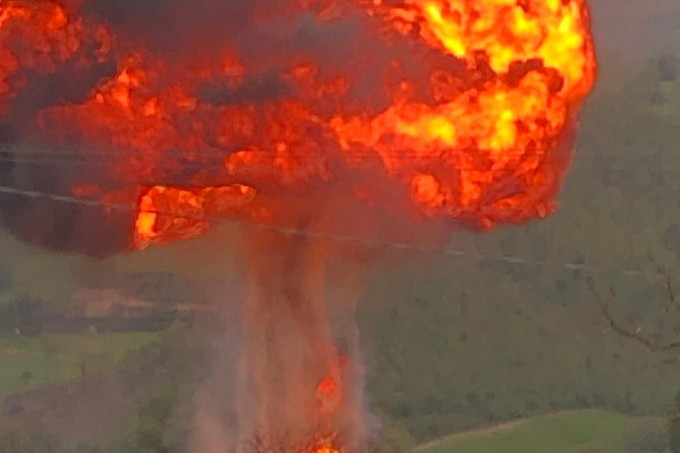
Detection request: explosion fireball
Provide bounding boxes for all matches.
[0,0,596,452]
[0,0,595,252]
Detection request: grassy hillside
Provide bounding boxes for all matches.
[417,410,634,453]
[0,233,80,304]
[362,50,680,441]
[0,332,158,397]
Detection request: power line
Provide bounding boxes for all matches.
[0,155,576,173]
[0,142,587,174]
[0,183,666,281]
[0,145,573,159]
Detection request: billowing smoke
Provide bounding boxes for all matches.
[0,0,596,255]
[0,0,398,255]
[0,1,597,452]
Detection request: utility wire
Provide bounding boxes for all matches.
[0,183,667,281]
[0,146,572,159]
[0,143,588,174]
[0,155,575,173]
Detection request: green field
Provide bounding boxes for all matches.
[0,332,159,398]
[417,410,636,453]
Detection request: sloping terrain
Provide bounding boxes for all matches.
[416,410,633,453]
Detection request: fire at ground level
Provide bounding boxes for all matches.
[189,228,372,453]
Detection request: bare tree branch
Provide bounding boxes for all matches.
[663,275,678,314]
[586,277,680,354]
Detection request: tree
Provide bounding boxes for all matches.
[588,273,680,452]
[113,390,179,453]
[375,419,414,453]
[623,417,669,453]
[0,264,11,292]
[587,274,680,355]
[671,390,680,453]
[110,322,194,453]
[20,371,33,389]
[68,445,102,453]
[655,54,679,83]
[0,295,51,334]
[0,295,40,334]
[0,426,64,453]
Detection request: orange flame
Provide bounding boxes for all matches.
[311,442,341,453]
[0,0,597,247]
[134,184,256,249]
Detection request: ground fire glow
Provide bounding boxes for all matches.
[0,0,596,451]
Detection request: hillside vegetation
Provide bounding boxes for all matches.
[0,332,158,398]
[362,52,680,441]
[417,410,633,453]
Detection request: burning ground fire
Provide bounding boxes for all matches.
[0,0,596,452]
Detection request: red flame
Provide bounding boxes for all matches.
[310,442,341,453]
[315,356,347,416]
[0,0,597,247]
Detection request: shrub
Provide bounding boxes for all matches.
[624,417,669,453]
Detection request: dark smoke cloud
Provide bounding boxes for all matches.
[0,1,327,255]
[0,146,133,257]
[2,2,348,255]
[0,0,436,257]
[83,0,257,55]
